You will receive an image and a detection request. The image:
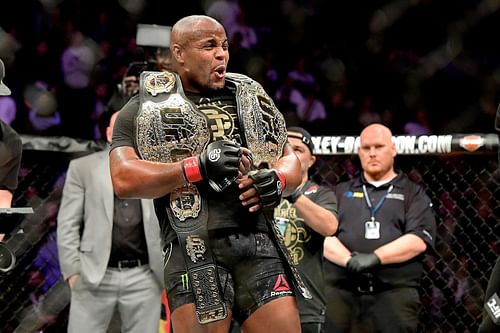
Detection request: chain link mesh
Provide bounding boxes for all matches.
[0,149,498,332]
[314,153,499,333]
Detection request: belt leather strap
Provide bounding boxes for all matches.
[166,196,227,324]
[137,71,226,324]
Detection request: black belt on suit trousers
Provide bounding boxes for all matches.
[108,258,147,269]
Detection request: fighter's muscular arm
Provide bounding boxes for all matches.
[110,147,186,199]
[110,142,249,199]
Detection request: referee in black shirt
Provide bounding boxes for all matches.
[323,123,436,333]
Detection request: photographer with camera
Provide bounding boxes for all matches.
[107,61,149,114]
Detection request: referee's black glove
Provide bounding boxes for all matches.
[346,252,381,273]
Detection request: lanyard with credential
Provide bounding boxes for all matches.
[362,184,393,222]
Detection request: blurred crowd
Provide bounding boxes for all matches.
[1,3,500,332]
[0,0,499,141]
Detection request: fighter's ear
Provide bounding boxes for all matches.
[171,43,184,64]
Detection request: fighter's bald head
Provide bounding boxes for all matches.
[169,15,228,92]
[170,15,224,48]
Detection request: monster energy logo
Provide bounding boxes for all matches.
[181,273,189,290]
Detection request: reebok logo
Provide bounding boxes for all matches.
[273,274,290,291]
[270,274,292,297]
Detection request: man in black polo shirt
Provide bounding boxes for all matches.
[323,123,436,333]
[57,111,163,333]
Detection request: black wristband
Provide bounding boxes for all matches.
[286,184,304,204]
[287,189,302,203]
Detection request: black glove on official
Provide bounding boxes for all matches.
[248,169,285,208]
[183,140,242,192]
[346,252,381,273]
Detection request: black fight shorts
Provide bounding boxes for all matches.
[163,230,295,324]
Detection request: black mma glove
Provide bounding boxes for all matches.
[182,140,242,192]
[248,169,286,208]
[346,252,381,273]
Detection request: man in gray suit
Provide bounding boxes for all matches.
[57,111,163,333]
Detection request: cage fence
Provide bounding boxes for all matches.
[0,135,498,333]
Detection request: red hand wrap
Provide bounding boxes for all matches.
[183,157,203,183]
[275,170,286,190]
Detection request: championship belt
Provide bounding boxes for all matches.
[227,73,312,299]
[226,73,287,167]
[136,71,227,324]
